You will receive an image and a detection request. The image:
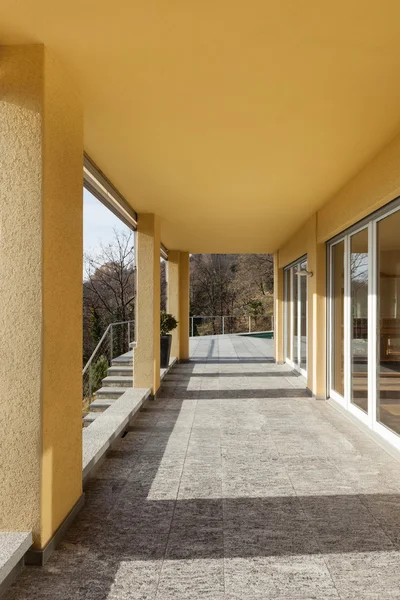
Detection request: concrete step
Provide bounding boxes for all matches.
[89,399,116,412]
[96,386,127,400]
[82,412,100,427]
[102,375,133,388]
[108,365,133,377]
[111,358,133,368]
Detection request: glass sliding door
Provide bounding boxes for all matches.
[284,269,292,361]
[330,241,345,398]
[377,209,400,436]
[293,266,299,366]
[284,257,308,376]
[350,228,369,414]
[300,260,307,371]
[328,198,400,450]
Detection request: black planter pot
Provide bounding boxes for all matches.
[160,334,172,368]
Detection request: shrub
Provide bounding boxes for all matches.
[90,354,109,393]
[160,311,178,335]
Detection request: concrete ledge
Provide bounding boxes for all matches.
[82,387,151,482]
[160,357,177,382]
[0,532,32,595]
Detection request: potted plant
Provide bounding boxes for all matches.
[160,311,178,368]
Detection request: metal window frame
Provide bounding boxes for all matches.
[347,225,370,426]
[283,255,308,378]
[327,238,347,408]
[84,153,170,260]
[326,196,400,449]
[160,244,169,261]
[84,154,138,230]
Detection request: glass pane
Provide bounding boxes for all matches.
[350,229,369,413]
[284,270,291,360]
[377,209,400,435]
[331,242,345,396]
[300,260,307,371]
[293,267,298,365]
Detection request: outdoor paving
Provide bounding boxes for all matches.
[6,335,400,599]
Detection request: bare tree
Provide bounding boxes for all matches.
[235,254,274,311]
[160,259,167,312]
[83,229,135,361]
[190,254,274,333]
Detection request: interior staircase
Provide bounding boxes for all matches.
[83,350,134,427]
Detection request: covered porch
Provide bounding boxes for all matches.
[5,336,400,599]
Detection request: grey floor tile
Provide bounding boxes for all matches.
[6,336,400,600]
[106,560,161,600]
[224,556,340,599]
[156,559,224,599]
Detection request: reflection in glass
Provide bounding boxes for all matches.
[350,229,369,413]
[300,261,307,371]
[377,210,400,435]
[284,270,291,360]
[332,242,345,396]
[293,267,298,365]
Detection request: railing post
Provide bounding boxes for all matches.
[88,366,92,403]
[191,317,194,337]
[110,324,113,363]
[249,315,251,333]
[222,316,225,335]
[127,321,131,346]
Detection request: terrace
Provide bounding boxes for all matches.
[4,336,400,599]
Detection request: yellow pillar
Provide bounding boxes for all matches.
[273,251,284,364]
[307,225,327,398]
[134,214,161,393]
[179,252,190,361]
[167,250,181,359]
[0,46,83,549]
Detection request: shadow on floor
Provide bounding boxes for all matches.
[5,358,400,600]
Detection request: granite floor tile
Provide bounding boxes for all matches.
[156,559,225,599]
[106,560,161,600]
[6,336,400,600]
[166,526,224,559]
[224,555,340,599]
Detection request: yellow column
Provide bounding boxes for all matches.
[167,250,181,359]
[179,252,190,361]
[307,228,327,398]
[0,46,83,549]
[134,214,161,392]
[273,251,284,364]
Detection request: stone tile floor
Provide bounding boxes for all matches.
[6,335,400,599]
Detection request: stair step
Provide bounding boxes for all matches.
[108,366,133,377]
[82,412,100,427]
[89,399,115,412]
[102,375,133,387]
[111,358,133,367]
[96,386,127,399]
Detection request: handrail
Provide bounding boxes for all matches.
[190,314,273,337]
[82,320,134,375]
[190,314,273,318]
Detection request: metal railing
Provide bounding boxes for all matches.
[190,314,273,337]
[82,320,134,410]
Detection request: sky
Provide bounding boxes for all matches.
[83,188,132,257]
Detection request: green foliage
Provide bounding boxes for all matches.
[89,307,103,344]
[160,311,178,335]
[90,354,109,393]
[247,300,264,316]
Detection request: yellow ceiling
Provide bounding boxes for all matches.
[2,1,400,252]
